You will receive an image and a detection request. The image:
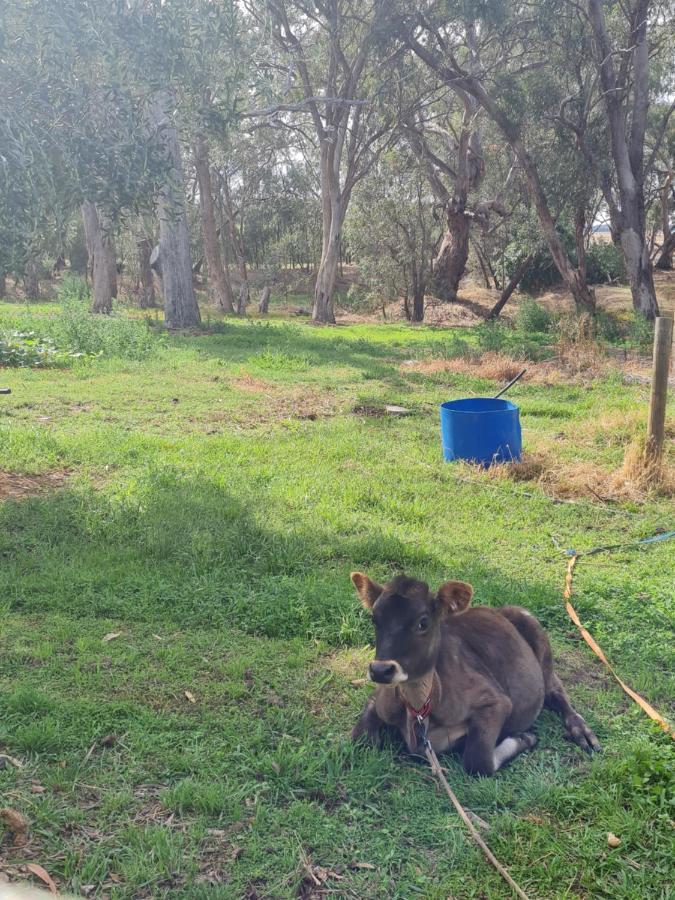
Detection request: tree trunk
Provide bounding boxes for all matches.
[98,209,118,300]
[81,201,114,313]
[313,242,340,323]
[587,0,659,320]
[258,285,271,314]
[237,281,249,315]
[146,91,201,329]
[0,271,6,298]
[137,236,156,308]
[655,175,673,270]
[655,233,674,271]
[24,262,40,300]
[410,283,424,322]
[313,186,346,323]
[620,222,659,319]
[488,253,535,320]
[194,135,234,313]
[433,204,471,301]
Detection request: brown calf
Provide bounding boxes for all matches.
[350,573,600,775]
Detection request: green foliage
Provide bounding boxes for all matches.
[585,241,625,284]
[0,331,82,368]
[515,298,553,333]
[626,310,655,351]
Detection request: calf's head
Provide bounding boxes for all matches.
[351,572,473,684]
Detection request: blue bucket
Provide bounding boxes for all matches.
[440,398,522,465]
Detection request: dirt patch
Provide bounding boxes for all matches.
[0,470,70,502]
[231,375,279,395]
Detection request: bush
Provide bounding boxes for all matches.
[626,310,654,351]
[0,331,83,367]
[594,310,623,343]
[585,241,625,284]
[503,233,625,292]
[515,298,553,334]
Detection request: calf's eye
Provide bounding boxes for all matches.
[416,616,429,633]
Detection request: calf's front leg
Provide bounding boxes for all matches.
[462,697,537,776]
[351,696,385,746]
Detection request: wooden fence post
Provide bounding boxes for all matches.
[646,314,673,464]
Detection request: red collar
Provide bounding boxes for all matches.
[401,693,432,720]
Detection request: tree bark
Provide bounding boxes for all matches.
[488,253,535,319]
[433,203,471,301]
[0,271,6,298]
[655,175,673,270]
[146,90,201,329]
[24,262,40,300]
[258,285,271,314]
[410,263,425,322]
[137,236,156,308]
[98,209,118,300]
[194,135,234,312]
[587,0,659,320]
[221,173,249,315]
[81,200,114,313]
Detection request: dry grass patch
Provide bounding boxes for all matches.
[230,375,279,394]
[470,445,675,503]
[402,351,525,382]
[325,647,372,682]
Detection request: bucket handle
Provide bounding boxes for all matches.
[493,369,526,399]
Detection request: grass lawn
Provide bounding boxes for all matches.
[0,303,673,898]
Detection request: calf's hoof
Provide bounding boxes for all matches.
[515,731,538,751]
[565,714,601,754]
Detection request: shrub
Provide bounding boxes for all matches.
[0,331,82,367]
[594,310,623,343]
[515,298,553,334]
[626,310,654,351]
[585,241,625,284]
[476,321,511,352]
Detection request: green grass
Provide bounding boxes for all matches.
[0,302,673,898]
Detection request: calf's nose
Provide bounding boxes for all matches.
[369,661,398,683]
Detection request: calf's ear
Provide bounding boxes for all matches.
[436,580,473,615]
[350,572,383,610]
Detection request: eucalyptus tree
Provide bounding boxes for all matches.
[245,0,396,323]
[585,0,671,319]
[348,148,438,321]
[395,2,599,314]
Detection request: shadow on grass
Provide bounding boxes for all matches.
[0,467,568,649]
[171,320,449,388]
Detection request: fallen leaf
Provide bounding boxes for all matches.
[607,832,621,848]
[102,631,122,642]
[0,808,29,846]
[26,863,58,894]
[350,678,366,687]
[109,873,122,883]
[231,846,243,860]
[0,753,23,769]
[271,761,281,774]
[184,690,197,703]
[152,634,163,641]
[30,782,46,794]
[350,862,376,870]
[100,733,118,747]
